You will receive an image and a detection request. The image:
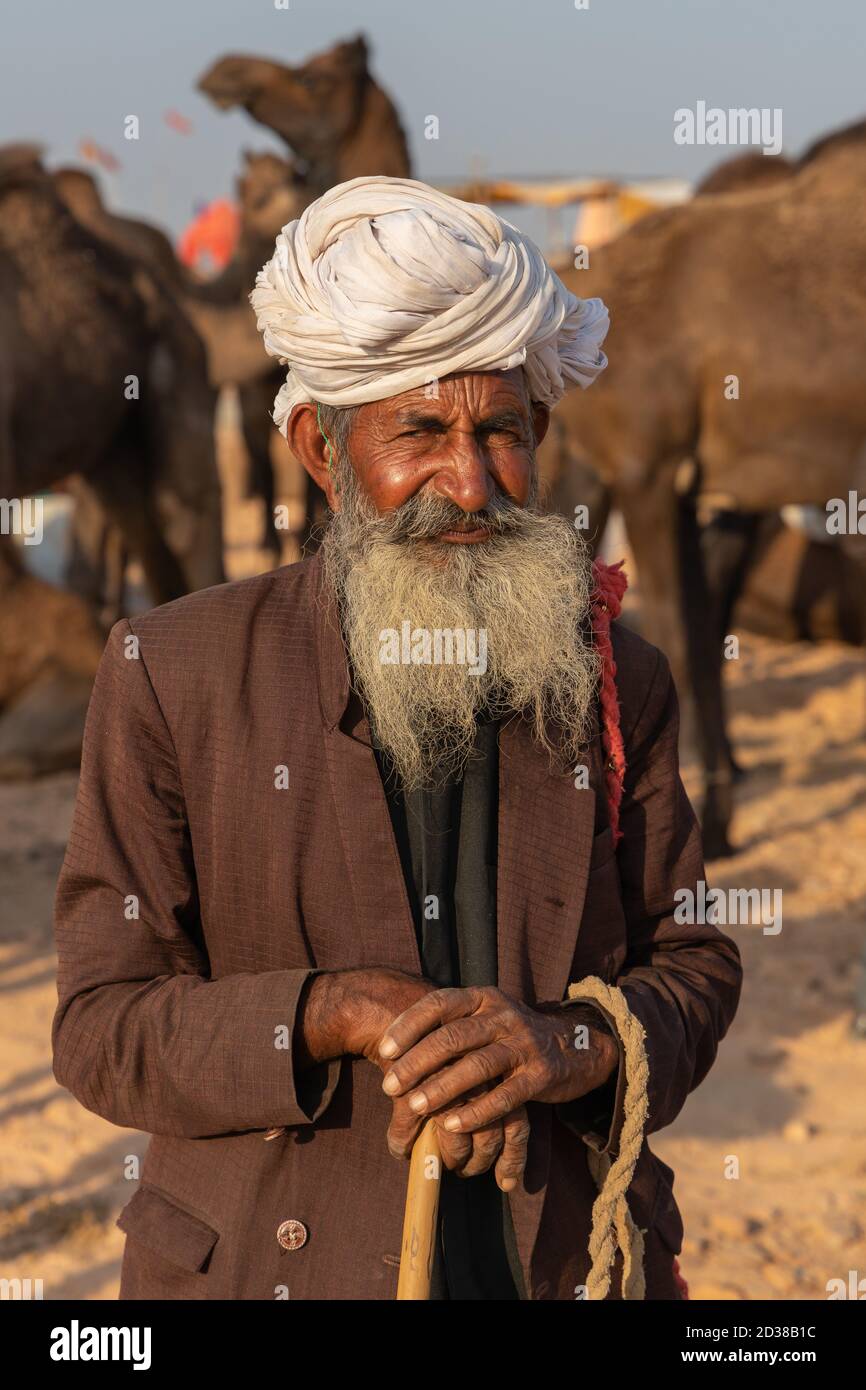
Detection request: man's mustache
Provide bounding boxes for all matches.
[373,487,538,544]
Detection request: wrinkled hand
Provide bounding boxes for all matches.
[350,975,530,1186]
[377,986,619,1138]
[383,1071,531,1190]
[329,970,531,1187]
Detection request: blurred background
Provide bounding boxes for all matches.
[1,0,865,1300]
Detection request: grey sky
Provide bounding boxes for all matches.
[3,0,863,239]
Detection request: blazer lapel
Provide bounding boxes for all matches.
[497,714,596,1006]
[497,713,597,1292]
[313,556,421,976]
[322,725,422,976]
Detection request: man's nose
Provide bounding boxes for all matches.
[431,438,494,514]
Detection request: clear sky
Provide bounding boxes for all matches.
[3,0,864,238]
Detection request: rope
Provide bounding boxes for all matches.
[567,975,650,1300]
[589,557,628,846]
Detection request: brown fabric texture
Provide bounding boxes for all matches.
[52,550,742,1300]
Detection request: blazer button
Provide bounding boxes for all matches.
[277,1219,308,1251]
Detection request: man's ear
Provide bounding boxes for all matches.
[531,401,551,447]
[285,403,340,510]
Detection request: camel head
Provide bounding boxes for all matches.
[198,36,371,166]
[237,149,309,239]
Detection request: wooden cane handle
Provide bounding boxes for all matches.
[396,1118,443,1300]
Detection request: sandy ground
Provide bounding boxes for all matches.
[1,420,865,1300]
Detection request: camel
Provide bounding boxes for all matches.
[552,136,861,774]
[54,152,309,559]
[198,34,411,192]
[0,144,225,610]
[53,165,182,286]
[51,157,279,392]
[0,535,103,778]
[544,134,866,855]
[678,123,866,777]
[52,164,229,599]
[693,125,866,653]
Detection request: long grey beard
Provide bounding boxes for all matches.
[320,457,600,791]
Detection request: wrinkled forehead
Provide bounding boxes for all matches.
[359,367,532,422]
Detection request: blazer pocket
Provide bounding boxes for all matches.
[117,1185,220,1273]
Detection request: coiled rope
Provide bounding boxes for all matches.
[567,975,650,1300]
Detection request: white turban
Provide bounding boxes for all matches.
[250,175,609,436]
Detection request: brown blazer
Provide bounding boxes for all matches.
[52,551,742,1300]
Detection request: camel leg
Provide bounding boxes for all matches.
[700,509,766,778]
[87,452,187,608]
[65,477,112,609]
[619,471,735,858]
[64,476,128,624]
[239,380,281,559]
[701,510,765,643]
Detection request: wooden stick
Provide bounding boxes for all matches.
[396,1118,443,1299]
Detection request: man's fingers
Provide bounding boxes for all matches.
[378,987,484,1061]
[454,1123,505,1178]
[438,1072,536,1132]
[385,1060,466,1158]
[397,1042,516,1117]
[386,1098,426,1158]
[430,1081,490,1172]
[494,1107,531,1192]
[381,1015,499,1095]
[436,1125,473,1172]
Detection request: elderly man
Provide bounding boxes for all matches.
[52,177,741,1301]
